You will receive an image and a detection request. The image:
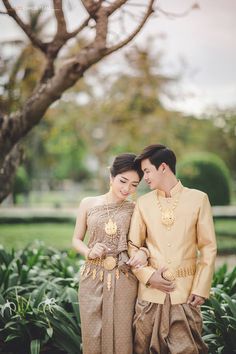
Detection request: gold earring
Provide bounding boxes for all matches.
[109,182,113,191]
[131,192,137,202]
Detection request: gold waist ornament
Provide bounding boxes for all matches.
[162,266,196,281]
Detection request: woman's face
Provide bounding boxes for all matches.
[110,170,140,201]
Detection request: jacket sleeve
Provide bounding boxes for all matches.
[128,199,156,284]
[191,193,217,298]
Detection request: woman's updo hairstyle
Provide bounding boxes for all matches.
[110,153,143,181]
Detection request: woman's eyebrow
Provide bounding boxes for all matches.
[120,176,139,184]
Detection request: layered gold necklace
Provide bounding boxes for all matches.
[156,193,180,230]
[104,196,126,236]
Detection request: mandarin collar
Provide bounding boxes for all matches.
[156,180,183,197]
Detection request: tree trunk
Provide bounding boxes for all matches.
[0,144,23,203]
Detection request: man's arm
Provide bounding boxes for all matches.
[128,199,156,284]
[190,193,217,299]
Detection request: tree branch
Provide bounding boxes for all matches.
[53,0,68,38]
[67,16,91,39]
[105,0,155,56]
[106,0,128,16]
[81,0,101,17]
[2,0,47,53]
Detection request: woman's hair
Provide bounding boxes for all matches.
[110,153,144,180]
[135,144,176,174]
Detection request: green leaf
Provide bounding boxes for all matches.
[30,339,41,354]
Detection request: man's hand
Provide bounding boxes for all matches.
[147,267,175,293]
[187,294,205,307]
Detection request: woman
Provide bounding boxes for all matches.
[72,153,148,354]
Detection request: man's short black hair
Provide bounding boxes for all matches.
[135,144,176,174]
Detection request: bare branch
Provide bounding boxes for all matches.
[155,2,200,19]
[106,0,128,16]
[67,16,91,39]
[94,7,109,48]
[53,0,68,38]
[81,0,100,17]
[105,0,155,56]
[2,0,47,52]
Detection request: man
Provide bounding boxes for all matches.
[128,144,217,354]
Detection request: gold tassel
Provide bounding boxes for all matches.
[80,264,85,276]
[107,273,112,291]
[115,268,120,280]
[99,270,104,282]
[92,268,97,280]
[85,266,90,276]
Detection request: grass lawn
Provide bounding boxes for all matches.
[0,219,235,253]
[214,219,236,235]
[0,223,75,250]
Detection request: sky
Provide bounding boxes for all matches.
[0,0,235,115]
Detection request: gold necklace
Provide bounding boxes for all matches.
[104,197,125,236]
[156,193,180,230]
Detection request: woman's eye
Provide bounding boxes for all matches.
[120,180,126,183]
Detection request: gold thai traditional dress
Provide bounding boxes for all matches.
[79,201,137,354]
[128,181,217,354]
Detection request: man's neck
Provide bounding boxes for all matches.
[161,175,178,197]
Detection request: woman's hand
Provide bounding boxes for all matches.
[87,243,110,259]
[127,249,148,268]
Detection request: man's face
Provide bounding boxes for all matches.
[141,158,162,190]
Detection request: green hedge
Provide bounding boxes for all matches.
[177,153,231,205]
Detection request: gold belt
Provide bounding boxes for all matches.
[162,265,196,281]
[86,256,118,271]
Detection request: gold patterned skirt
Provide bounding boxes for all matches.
[79,262,137,354]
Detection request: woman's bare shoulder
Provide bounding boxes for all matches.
[79,195,105,211]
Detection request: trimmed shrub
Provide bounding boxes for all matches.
[177,153,231,205]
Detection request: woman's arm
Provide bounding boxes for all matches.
[72,198,91,259]
[72,198,110,259]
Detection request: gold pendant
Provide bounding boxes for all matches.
[161,208,175,227]
[104,218,117,236]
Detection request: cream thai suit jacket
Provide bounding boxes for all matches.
[128,181,217,304]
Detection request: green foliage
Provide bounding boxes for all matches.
[177,153,231,205]
[12,166,30,204]
[0,244,82,354]
[202,265,236,354]
[0,243,235,353]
